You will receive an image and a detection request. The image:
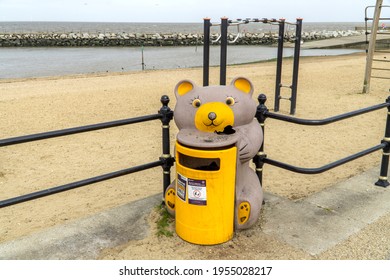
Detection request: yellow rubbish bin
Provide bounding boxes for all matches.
[174,141,237,245]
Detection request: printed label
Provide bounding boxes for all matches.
[176,173,187,202]
[188,178,207,206]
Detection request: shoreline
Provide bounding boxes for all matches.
[0,53,355,84]
[0,47,364,80]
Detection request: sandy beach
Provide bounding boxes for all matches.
[1,52,390,259]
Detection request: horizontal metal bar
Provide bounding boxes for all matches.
[0,113,162,147]
[371,76,390,80]
[365,17,390,20]
[263,143,386,175]
[284,22,298,26]
[228,22,244,27]
[212,18,297,27]
[264,102,388,126]
[230,18,281,24]
[375,50,390,53]
[373,59,390,62]
[372,67,390,71]
[0,160,163,208]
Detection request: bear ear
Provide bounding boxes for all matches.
[174,80,196,98]
[231,77,254,96]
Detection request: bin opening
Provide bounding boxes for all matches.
[178,153,220,171]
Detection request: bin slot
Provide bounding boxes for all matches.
[178,153,220,171]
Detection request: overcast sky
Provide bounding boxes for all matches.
[1,0,389,22]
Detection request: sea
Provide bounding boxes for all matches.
[0,21,366,79]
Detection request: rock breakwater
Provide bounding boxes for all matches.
[0,30,364,47]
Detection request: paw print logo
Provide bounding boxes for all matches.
[238,202,251,225]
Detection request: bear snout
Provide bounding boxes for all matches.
[194,102,234,133]
[208,112,217,121]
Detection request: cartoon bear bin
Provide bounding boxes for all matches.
[165,77,263,244]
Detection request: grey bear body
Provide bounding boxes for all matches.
[166,77,263,230]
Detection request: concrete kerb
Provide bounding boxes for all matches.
[0,194,161,260]
[0,165,389,259]
[262,166,390,255]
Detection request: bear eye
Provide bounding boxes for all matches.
[192,98,201,108]
[226,96,235,106]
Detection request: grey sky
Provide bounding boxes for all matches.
[0,0,388,22]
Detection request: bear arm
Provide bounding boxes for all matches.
[235,120,263,163]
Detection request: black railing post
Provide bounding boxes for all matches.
[220,17,229,85]
[290,18,303,115]
[254,94,269,186]
[274,19,285,112]
[375,96,390,187]
[158,95,175,197]
[203,18,211,87]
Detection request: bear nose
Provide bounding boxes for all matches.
[208,112,217,121]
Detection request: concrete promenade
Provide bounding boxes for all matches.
[300,34,367,49]
[299,34,389,49]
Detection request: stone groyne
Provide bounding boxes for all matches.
[0,30,365,47]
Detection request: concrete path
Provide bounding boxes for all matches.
[299,34,368,49]
[0,194,161,260]
[0,166,389,259]
[263,166,390,255]
[286,34,389,49]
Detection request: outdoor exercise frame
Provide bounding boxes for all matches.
[203,17,303,114]
[363,1,390,93]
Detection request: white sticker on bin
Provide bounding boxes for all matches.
[188,178,207,206]
[177,173,187,202]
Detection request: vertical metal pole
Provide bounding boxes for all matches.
[158,95,174,198]
[203,18,211,87]
[274,19,285,112]
[220,17,229,85]
[364,6,370,54]
[254,94,268,187]
[290,18,302,115]
[375,95,390,187]
[363,0,384,93]
[141,45,145,71]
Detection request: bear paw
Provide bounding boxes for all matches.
[164,188,176,216]
[238,201,251,225]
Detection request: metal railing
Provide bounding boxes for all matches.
[253,94,390,188]
[0,95,174,208]
[2,92,389,209]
